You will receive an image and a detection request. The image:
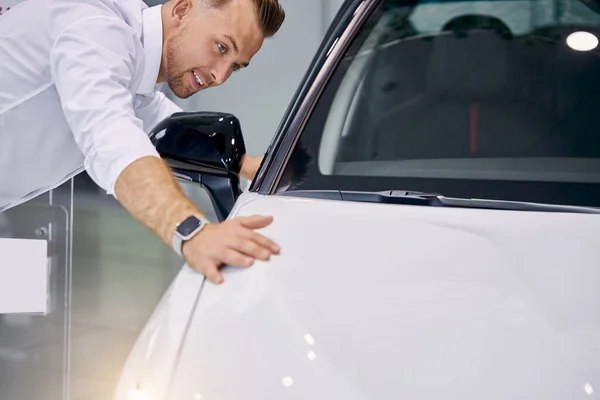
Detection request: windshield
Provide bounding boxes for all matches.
[276,0,600,208]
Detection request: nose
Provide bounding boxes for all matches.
[210,63,232,86]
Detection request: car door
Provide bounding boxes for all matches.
[162,0,600,399]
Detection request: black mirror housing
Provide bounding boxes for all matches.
[149,111,247,221]
[150,111,246,175]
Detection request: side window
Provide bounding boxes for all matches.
[276,0,600,207]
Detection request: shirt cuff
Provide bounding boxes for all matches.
[83,119,161,198]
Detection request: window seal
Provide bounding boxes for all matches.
[253,0,381,195]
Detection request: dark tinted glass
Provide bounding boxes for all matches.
[277,0,600,207]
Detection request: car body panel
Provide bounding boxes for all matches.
[164,192,600,400]
[113,266,205,400]
[114,0,600,397]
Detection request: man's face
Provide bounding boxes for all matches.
[161,0,265,99]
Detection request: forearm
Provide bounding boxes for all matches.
[114,156,206,247]
[240,155,263,180]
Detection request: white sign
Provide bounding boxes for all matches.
[0,238,49,314]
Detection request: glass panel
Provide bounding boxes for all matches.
[0,171,206,399]
[65,174,186,399]
[278,0,600,208]
[0,179,74,400]
[64,174,212,399]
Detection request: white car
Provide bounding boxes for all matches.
[115,0,600,398]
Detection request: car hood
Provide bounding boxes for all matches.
[166,192,600,400]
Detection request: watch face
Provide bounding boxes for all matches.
[177,216,202,237]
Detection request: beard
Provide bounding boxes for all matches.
[164,30,194,99]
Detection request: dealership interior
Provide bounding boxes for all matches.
[2,0,600,398]
[0,0,342,398]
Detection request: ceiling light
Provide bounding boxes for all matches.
[304,333,315,345]
[282,376,294,387]
[566,31,598,51]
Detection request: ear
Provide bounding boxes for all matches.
[170,0,193,24]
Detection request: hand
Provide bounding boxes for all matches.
[240,155,264,181]
[182,215,280,284]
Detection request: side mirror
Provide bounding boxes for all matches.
[149,111,246,221]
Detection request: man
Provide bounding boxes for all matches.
[0,0,285,284]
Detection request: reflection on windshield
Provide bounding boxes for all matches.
[277,0,600,207]
[314,0,600,185]
[411,0,600,36]
[276,139,313,193]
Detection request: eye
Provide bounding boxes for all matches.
[232,63,241,72]
[217,42,226,54]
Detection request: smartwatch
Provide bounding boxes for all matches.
[172,215,208,257]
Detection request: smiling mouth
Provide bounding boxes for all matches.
[193,71,204,88]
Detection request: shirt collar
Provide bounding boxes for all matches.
[137,4,163,95]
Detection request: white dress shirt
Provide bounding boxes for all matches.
[0,0,183,212]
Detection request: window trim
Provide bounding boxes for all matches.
[251,0,381,195]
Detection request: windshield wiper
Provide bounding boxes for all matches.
[278,189,440,204]
[342,190,444,206]
[278,189,600,214]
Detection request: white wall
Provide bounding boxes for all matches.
[167,0,345,156]
[160,0,346,216]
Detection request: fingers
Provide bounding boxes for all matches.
[219,248,255,268]
[239,229,280,254]
[205,269,223,285]
[185,215,280,285]
[231,237,273,261]
[238,215,274,230]
[197,246,257,285]
[198,259,224,285]
[236,215,280,253]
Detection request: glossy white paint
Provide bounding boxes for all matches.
[127,191,600,400]
[113,265,205,400]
